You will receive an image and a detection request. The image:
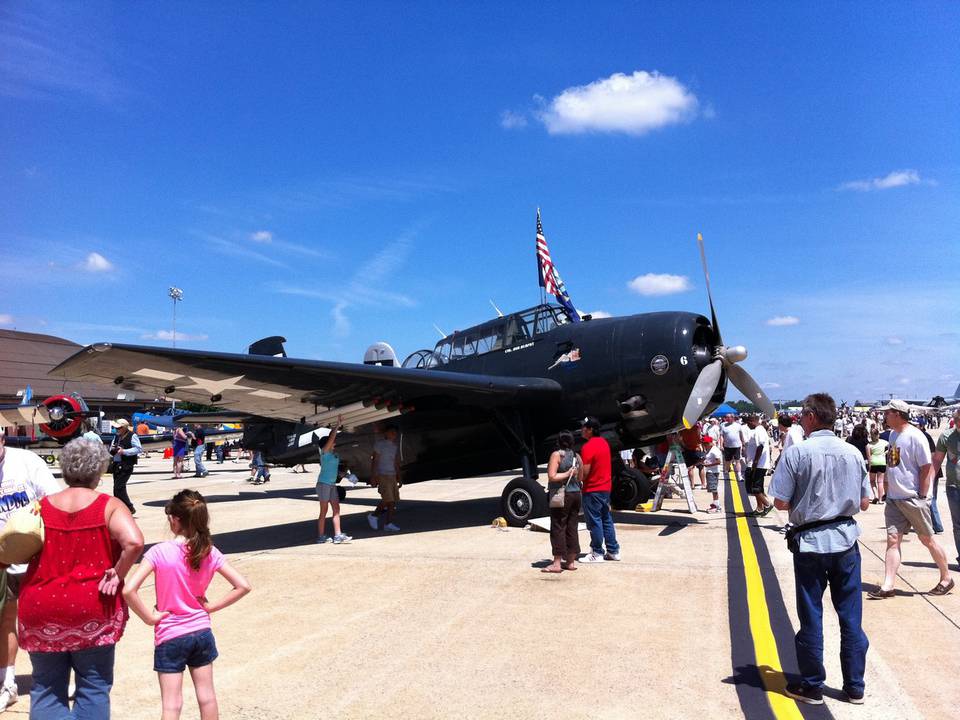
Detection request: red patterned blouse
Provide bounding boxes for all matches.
[18,494,128,652]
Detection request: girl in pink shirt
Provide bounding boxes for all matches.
[124,490,251,720]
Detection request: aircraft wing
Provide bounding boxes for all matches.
[0,405,50,428]
[172,411,259,425]
[50,344,562,427]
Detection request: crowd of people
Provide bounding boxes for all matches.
[606,396,956,706]
[0,395,956,714]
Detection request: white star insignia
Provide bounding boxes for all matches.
[178,375,253,395]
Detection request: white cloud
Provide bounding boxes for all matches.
[194,230,287,268]
[762,382,782,389]
[538,71,699,136]
[766,316,800,327]
[140,330,209,342]
[585,310,612,319]
[79,252,114,273]
[839,169,924,192]
[272,228,418,338]
[627,273,692,296]
[885,336,904,345]
[0,314,13,326]
[250,230,273,243]
[0,5,125,103]
[500,110,527,129]
[331,302,350,337]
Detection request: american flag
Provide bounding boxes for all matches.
[536,209,580,322]
[536,209,557,294]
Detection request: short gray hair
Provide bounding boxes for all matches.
[60,438,110,488]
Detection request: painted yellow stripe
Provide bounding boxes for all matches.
[729,473,804,719]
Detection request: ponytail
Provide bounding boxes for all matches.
[165,489,213,571]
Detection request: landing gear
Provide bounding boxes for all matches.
[500,476,547,527]
[611,467,656,510]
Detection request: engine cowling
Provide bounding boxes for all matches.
[39,394,89,440]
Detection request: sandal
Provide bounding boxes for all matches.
[928,579,955,596]
[541,566,563,574]
[560,562,578,571]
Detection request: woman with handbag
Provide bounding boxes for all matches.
[542,431,583,573]
[172,425,189,479]
[17,437,144,719]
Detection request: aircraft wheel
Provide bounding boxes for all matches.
[336,486,346,502]
[611,471,640,510]
[501,477,547,527]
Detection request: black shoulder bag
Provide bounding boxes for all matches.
[785,516,853,553]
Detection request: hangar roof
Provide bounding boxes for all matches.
[0,329,137,403]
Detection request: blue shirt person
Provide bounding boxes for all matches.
[768,394,871,706]
[313,417,350,544]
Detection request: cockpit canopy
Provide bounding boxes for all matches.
[401,304,573,369]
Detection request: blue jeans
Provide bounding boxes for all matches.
[194,445,207,475]
[930,477,943,534]
[793,544,868,693]
[30,645,115,720]
[582,491,619,555]
[946,485,960,565]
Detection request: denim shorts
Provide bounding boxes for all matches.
[154,628,219,673]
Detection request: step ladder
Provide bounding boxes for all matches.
[650,440,698,514]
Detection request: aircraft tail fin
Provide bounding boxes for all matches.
[248,336,287,358]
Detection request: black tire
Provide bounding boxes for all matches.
[500,476,548,527]
[611,471,640,509]
[336,485,346,502]
[611,467,656,509]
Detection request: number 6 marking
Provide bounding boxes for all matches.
[680,355,688,366]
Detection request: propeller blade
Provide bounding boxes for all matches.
[726,363,776,418]
[681,358,723,429]
[696,232,721,344]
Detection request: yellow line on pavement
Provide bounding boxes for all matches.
[729,477,804,719]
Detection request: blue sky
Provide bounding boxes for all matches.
[2,2,958,404]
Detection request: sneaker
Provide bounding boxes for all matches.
[332,534,352,544]
[316,535,331,544]
[604,552,621,561]
[0,683,17,709]
[707,503,719,514]
[367,513,378,530]
[579,552,605,564]
[384,523,400,532]
[783,683,823,705]
[843,687,865,704]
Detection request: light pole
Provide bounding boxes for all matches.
[168,287,183,348]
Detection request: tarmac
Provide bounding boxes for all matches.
[10,450,960,719]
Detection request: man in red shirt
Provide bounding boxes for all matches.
[579,417,621,563]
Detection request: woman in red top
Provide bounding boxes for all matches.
[18,438,143,719]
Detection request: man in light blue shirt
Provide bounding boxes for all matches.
[769,393,871,706]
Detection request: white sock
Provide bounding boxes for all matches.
[3,665,13,688]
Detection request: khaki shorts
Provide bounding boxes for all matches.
[0,571,21,615]
[885,497,935,537]
[376,474,399,504]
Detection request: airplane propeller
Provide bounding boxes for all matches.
[681,234,776,428]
